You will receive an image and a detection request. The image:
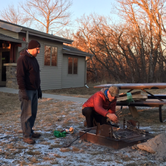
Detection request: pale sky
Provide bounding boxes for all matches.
[0,0,118,31]
[0,0,117,19]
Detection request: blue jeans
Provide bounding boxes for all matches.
[19,90,38,138]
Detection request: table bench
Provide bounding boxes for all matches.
[94,83,166,123]
[147,94,166,99]
[117,96,166,122]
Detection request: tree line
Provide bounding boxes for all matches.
[73,0,166,83]
[1,0,166,83]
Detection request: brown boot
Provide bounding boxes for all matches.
[23,137,36,144]
[32,133,41,138]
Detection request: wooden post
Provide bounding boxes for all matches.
[129,106,139,118]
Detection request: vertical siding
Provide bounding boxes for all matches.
[0,28,87,90]
[62,55,85,88]
[16,36,63,90]
[39,41,63,90]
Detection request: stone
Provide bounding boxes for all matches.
[137,133,166,157]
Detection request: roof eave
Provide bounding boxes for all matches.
[0,34,25,44]
[0,19,73,44]
[22,30,73,44]
[63,50,93,57]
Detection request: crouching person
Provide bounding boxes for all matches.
[82,86,119,127]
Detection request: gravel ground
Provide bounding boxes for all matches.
[0,92,166,166]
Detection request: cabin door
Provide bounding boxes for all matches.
[0,51,10,86]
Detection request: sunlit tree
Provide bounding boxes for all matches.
[72,15,126,82]
[0,0,72,34]
[116,0,166,82]
[72,1,166,83]
[0,4,27,25]
[20,0,72,34]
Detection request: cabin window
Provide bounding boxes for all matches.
[44,45,57,66]
[68,57,78,74]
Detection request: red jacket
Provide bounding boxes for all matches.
[82,88,117,117]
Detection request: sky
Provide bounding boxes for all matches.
[71,0,117,19]
[0,0,117,17]
[0,0,119,32]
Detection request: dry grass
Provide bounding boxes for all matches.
[1,86,165,128]
[1,87,166,165]
[43,84,99,98]
[43,84,166,97]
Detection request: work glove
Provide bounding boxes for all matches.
[19,89,29,100]
[38,86,42,99]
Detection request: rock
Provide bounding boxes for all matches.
[137,144,155,153]
[137,133,166,158]
[132,145,138,150]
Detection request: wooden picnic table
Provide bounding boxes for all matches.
[94,83,166,122]
[94,83,166,90]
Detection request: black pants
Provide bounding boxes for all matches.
[82,107,107,127]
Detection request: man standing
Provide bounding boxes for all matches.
[82,86,119,127]
[17,40,42,144]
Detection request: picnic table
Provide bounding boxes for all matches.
[94,83,166,122]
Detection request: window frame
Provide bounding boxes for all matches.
[68,57,78,75]
[44,45,58,66]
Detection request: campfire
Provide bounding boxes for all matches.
[79,119,154,149]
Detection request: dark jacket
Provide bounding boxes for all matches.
[17,50,40,90]
[82,88,117,117]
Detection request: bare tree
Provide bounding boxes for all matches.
[72,5,166,83]
[57,28,74,39]
[72,15,126,83]
[116,0,166,82]
[0,4,27,25]
[20,0,72,34]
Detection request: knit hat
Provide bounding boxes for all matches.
[28,40,41,49]
[109,86,119,97]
